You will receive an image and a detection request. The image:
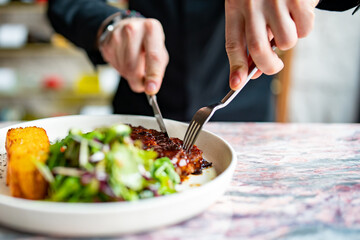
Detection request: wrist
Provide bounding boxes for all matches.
[97,10,142,48]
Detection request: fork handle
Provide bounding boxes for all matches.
[221,39,277,108]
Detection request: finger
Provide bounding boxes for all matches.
[250,27,279,79]
[143,18,169,95]
[122,22,144,75]
[245,10,283,75]
[247,55,263,79]
[120,22,146,92]
[266,1,297,51]
[249,26,276,80]
[251,70,263,79]
[100,26,121,69]
[225,3,248,90]
[289,0,317,38]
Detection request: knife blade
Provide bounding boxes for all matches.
[146,94,169,137]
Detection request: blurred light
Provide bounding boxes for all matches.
[0,24,28,49]
[0,68,17,93]
[80,106,113,115]
[98,67,120,94]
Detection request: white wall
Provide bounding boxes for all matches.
[289,8,360,123]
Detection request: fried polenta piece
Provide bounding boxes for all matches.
[6,127,50,200]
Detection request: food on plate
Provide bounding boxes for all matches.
[130,125,211,179]
[5,124,211,202]
[5,127,50,200]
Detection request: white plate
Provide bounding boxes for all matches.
[0,115,235,237]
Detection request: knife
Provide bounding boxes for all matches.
[146,94,169,137]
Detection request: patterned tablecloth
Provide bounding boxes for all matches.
[1,122,360,240]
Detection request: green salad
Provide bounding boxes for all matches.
[36,124,180,202]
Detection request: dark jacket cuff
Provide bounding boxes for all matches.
[316,0,360,12]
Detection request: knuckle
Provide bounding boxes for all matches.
[298,25,312,38]
[144,18,162,32]
[121,23,135,37]
[299,12,315,38]
[277,35,297,50]
[123,59,136,72]
[147,50,162,63]
[247,40,264,55]
[225,39,242,53]
[230,63,247,73]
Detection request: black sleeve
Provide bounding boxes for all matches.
[316,0,360,12]
[47,0,121,65]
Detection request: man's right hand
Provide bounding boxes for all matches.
[99,18,169,95]
[225,0,319,90]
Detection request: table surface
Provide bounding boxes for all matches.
[1,121,360,240]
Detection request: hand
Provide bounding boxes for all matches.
[100,18,169,95]
[225,0,319,90]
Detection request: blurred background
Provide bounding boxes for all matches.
[0,0,359,123]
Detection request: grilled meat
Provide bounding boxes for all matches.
[130,125,212,179]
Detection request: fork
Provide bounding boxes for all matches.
[182,40,277,151]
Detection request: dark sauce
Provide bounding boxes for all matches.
[129,125,212,180]
[192,159,213,175]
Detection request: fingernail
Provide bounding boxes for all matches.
[146,81,157,93]
[230,72,241,89]
[240,69,247,82]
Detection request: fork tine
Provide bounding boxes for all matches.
[186,123,201,151]
[183,121,197,150]
[183,121,196,150]
[183,121,201,151]
[183,129,195,151]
